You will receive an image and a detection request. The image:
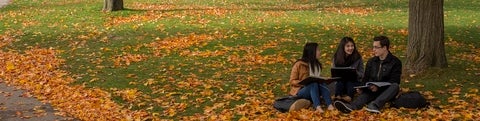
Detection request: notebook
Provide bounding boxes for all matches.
[298,76,341,85]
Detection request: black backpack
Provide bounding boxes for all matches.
[392,91,430,109]
[273,96,300,113]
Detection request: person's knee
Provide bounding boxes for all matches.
[305,83,316,88]
[389,83,399,89]
[311,83,320,88]
[304,83,319,91]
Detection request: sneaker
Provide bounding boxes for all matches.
[366,103,381,113]
[315,106,324,113]
[289,99,311,111]
[334,96,342,101]
[327,104,335,111]
[334,101,353,113]
[341,96,352,102]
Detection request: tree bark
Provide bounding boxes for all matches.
[103,0,124,12]
[406,0,447,74]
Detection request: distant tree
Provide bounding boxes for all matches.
[103,0,124,12]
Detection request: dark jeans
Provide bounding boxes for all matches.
[335,81,361,98]
[350,83,399,110]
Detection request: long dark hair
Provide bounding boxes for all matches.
[334,37,361,67]
[300,42,322,72]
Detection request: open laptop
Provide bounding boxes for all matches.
[331,67,358,81]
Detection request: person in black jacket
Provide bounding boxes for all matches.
[332,37,364,102]
[334,36,402,113]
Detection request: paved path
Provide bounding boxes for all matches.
[0,0,9,8]
[1,1,76,120]
[0,82,74,121]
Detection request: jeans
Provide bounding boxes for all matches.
[335,81,361,98]
[350,83,400,110]
[296,83,332,108]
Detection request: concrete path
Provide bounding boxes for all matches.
[0,0,9,8]
[0,82,75,121]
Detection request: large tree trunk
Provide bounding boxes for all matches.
[103,0,124,12]
[406,0,447,74]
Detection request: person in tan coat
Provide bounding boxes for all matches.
[289,42,334,113]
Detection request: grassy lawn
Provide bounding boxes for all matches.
[1,0,479,120]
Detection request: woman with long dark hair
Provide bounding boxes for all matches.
[333,37,364,102]
[289,42,333,113]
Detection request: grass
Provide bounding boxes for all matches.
[1,0,479,119]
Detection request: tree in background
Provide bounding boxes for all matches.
[406,0,447,74]
[103,0,124,12]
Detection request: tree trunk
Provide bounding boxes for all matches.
[103,0,124,12]
[406,0,447,74]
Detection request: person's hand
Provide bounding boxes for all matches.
[356,88,363,94]
[369,85,378,92]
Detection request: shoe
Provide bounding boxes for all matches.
[334,96,342,101]
[327,104,335,111]
[315,106,324,113]
[341,96,352,102]
[289,99,311,111]
[334,101,353,113]
[366,103,381,113]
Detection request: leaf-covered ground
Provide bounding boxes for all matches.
[0,0,479,120]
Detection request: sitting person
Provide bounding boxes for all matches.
[334,36,402,113]
[332,37,364,102]
[289,42,334,113]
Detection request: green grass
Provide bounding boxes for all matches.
[1,0,479,119]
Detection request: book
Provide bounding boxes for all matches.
[331,67,357,81]
[298,76,341,85]
[354,82,392,89]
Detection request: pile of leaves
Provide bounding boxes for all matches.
[0,49,153,120]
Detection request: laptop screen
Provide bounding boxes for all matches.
[331,67,357,81]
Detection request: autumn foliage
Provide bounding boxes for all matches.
[1,44,479,120]
[0,49,150,120]
[1,0,480,120]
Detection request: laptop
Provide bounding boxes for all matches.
[330,67,358,81]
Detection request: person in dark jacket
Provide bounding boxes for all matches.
[332,37,364,102]
[334,36,402,113]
